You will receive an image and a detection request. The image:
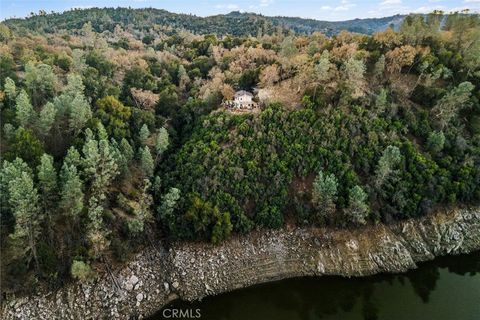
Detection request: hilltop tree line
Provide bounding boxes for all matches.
[0,10,479,293]
[4,7,406,38]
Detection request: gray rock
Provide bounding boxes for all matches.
[172,281,179,289]
[130,275,139,286]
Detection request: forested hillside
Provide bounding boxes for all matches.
[3,7,405,37]
[0,10,479,295]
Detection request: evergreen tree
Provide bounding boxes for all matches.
[38,102,57,136]
[82,125,118,194]
[81,125,118,258]
[342,58,366,98]
[64,146,82,168]
[64,73,85,98]
[315,50,333,82]
[72,49,87,73]
[139,124,150,145]
[373,55,386,80]
[431,82,474,129]
[158,187,181,232]
[15,89,35,127]
[346,185,369,225]
[375,88,388,114]
[8,170,42,271]
[312,170,338,223]
[155,127,169,159]
[37,154,58,210]
[127,179,153,235]
[70,260,92,282]
[24,62,57,106]
[3,123,15,140]
[4,76,16,101]
[60,163,84,219]
[69,94,92,136]
[427,131,445,153]
[280,36,298,58]
[0,158,32,215]
[375,145,401,188]
[86,197,109,258]
[120,138,134,162]
[140,146,154,177]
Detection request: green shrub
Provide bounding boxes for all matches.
[70,260,92,282]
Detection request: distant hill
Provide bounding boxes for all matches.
[2,7,406,37]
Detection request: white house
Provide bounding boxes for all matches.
[231,90,255,109]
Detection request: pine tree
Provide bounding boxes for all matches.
[158,187,181,232]
[64,73,85,98]
[373,55,386,80]
[120,138,134,162]
[3,123,15,140]
[427,131,445,153]
[346,185,369,225]
[0,158,32,215]
[315,50,333,82]
[312,170,338,223]
[60,163,84,219]
[69,94,92,136]
[127,179,153,235]
[24,62,57,106]
[4,76,16,101]
[38,102,57,136]
[37,153,58,210]
[139,124,150,145]
[86,197,109,258]
[343,58,366,98]
[37,154,58,240]
[375,145,401,188]
[155,127,169,160]
[8,170,42,271]
[15,89,35,127]
[82,125,118,194]
[431,82,474,129]
[71,260,92,282]
[112,138,131,177]
[81,125,118,258]
[140,146,154,177]
[177,65,187,80]
[72,49,87,73]
[375,88,388,115]
[64,146,82,168]
[280,36,298,58]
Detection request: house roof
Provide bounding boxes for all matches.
[234,90,253,98]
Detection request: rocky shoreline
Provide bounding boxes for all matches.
[2,206,480,319]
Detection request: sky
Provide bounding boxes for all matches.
[1,0,479,21]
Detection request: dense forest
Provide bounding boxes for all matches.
[0,8,479,295]
[3,8,407,37]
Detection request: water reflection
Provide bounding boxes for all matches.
[153,251,480,320]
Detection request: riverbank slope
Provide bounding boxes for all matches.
[2,206,480,319]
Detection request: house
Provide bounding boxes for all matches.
[225,90,257,111]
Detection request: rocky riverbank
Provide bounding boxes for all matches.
[2,206,480,319]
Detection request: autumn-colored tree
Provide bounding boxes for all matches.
[259,64,280,88]
[385,45,417,73]
[373,27,403,50]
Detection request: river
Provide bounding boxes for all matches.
[153,251,480,320]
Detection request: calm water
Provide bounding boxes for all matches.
[154,251,480,320]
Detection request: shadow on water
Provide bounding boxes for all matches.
[151,251,480,320]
